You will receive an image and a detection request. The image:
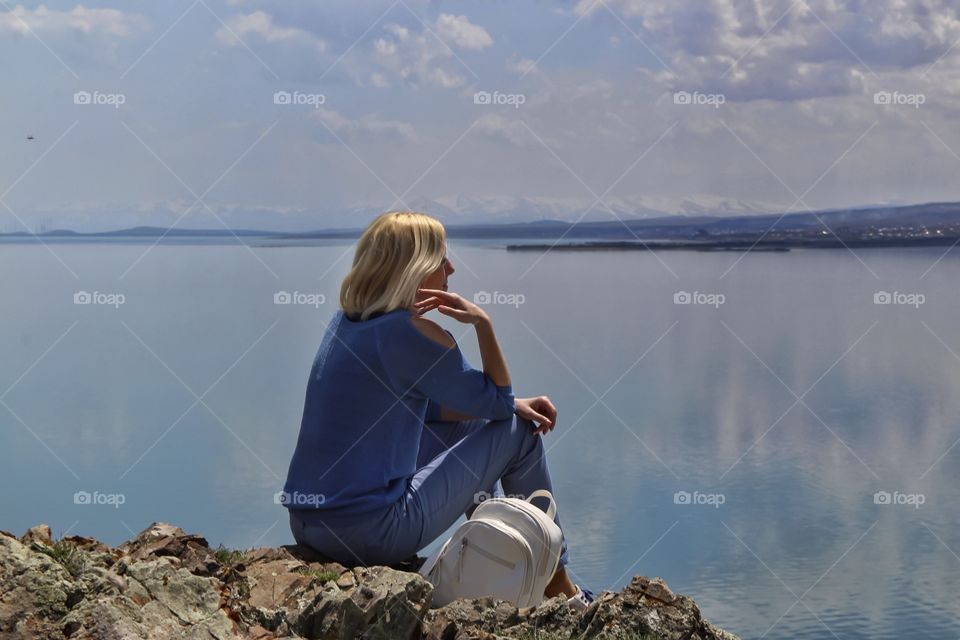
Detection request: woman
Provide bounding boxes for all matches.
[281,210,592,606]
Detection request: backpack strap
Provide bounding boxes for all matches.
[525,489,557,519]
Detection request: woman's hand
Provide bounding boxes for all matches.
[515,396,558,435]
[415,288,490,326]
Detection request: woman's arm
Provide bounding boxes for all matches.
[415,288,511,386]
[436,396,557,435]
[406,289,515,421]
[473,316,511,387]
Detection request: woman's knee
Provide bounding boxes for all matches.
[488,413,535,439]
[511,414,542,449]
[482,414,543,466]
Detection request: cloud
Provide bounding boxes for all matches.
[0,4,146,36]
[435,13,493,50]
[573,0,960,102]
[370,14,493,88]
[215,11,327,53]
[310,107,417,142]
[506,54,538,75]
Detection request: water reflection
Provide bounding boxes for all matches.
[0,243,958,638]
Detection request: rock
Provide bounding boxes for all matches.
[0,522,739,639]
[20,524,53,547]
[335,572,354,589]
[243,559,324,631]
[119,522,219,577]
[423,597,521,639]
[574,576,739,640]
[0,533,74,638]
[291,566,433,640]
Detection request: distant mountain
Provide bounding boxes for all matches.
[2,201,959,242]
[341,194,782,226]
[1,226,278,238]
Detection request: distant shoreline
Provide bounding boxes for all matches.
[504,236,960,251]
[3,234,959,251]
[3,200,960,251]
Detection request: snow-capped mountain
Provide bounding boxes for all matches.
[343,194,783,226]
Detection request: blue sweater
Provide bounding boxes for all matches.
[281,308,515,522]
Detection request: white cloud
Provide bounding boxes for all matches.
[506,54,538,75]
[435,13,493,50]
[573,0,960,102]
[215,11,327,53]
[370,14,492,88]
[0,4,146,36]
[310,107,417,142]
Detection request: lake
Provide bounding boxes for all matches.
[1,239,958,639]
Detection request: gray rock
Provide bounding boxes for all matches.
[292,566,432,640]
[0,523,739,640]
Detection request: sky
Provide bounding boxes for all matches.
[3,0,960,232]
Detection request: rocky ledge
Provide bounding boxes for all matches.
[0,522,739,640]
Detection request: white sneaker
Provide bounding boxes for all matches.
[566,585,596,610]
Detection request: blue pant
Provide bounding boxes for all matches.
[288,414,570,568]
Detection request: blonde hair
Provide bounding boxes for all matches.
[339,211,447,321]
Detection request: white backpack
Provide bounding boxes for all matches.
[419,489,564,609]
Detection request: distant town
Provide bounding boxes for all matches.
[505,217,960,251]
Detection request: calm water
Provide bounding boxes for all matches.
[1,240,958,639]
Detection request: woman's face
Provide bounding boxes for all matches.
[419,249,454,292]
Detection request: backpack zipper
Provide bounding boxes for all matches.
[471,519,535,602]
[462,537,518,570]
